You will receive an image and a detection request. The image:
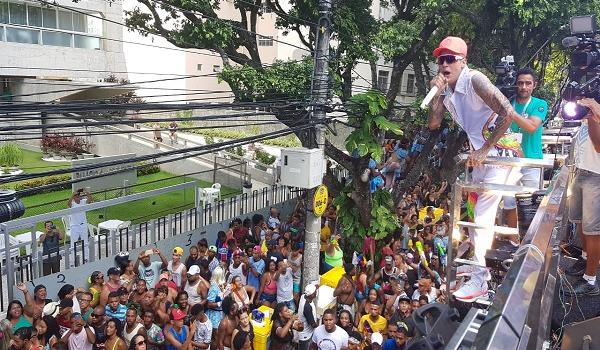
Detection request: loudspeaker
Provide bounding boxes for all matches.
[562,316,600,350]
[406,303,461,350]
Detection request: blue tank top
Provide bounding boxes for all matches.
[166,326,187,350]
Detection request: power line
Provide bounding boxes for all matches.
[7,119,316,185]
[0,121,291,140]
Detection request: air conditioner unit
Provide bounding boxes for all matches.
[280,148,324,189]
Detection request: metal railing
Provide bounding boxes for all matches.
[446,156,572,349]
[0,182,302,311]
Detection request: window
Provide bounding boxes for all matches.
[27,4,42,27]
[261,3,272,13]
[1,1,9,24]
[8,2,26,25]
[42,30,71,47]
[74,34,100,49]
[42,7,56,28]
[72,11,86,32]
[197,64,202,71]
[213,65,221,72]
[377,70,390,92]
[57,9,72,30]
[6,27,39,44]
[406,73,415,94]
[258,35,273,47]
[86,14,102,35]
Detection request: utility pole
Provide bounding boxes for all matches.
[302,0,332,289]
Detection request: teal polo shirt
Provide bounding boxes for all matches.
[510,96,548,159]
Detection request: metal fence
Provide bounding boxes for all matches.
[0,182,303,312]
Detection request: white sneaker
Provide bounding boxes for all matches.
[453,276,488,303]
[456,265,491,281]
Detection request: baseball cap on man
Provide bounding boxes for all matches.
[188,265,201,276]
[433,36,468,58]
[208,245,217,253]
[371,332,384,345]
[173,247,184,256]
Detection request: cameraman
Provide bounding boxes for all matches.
[565,98,600,296]
[502,68,549,227]
[39,220,64,275]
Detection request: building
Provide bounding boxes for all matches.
[0,0,128,103]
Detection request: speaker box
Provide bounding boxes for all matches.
[562,316,600,350]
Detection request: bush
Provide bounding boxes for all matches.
[255,149,276,165]
[204,135,215,145]
[0,142,24,167]
[40,135,94,155]
[137,163,161,176]
[14,175,71,195]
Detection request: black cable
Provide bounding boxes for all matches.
[3,117,315,183]
[0,98,313,117]
[12,121,317,193]
[0,121,291,140]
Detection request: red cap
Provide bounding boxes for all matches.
[433,36,468,58]
[171,308,186,321]
[382,246,394,256]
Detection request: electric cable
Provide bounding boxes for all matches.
[2,116,316,183]
[11,121,318,193]
[0,121,292,141]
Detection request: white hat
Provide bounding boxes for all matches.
[43,301,59,317]
[188,265,201,276]
[371,332,383,345]
[304,283,317,296]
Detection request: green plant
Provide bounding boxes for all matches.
[14,174,71,195]
[226,146,246,157]
[0,142,24,167]
[204,135,215,145]
[137,163,161,176]
[255,149,276,165]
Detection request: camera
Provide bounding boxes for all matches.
[561,15,600,120]
[495,55,517,98]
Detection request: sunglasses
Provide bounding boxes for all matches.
[436,55,463,65]
[91,313,105,317]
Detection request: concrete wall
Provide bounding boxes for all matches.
[15,198,298,302]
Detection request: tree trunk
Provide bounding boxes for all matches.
[393,128,441,205]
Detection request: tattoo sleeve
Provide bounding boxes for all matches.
[471,71,517,149]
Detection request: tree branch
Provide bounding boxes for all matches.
[324,139,353,170]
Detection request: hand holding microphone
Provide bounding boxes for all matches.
[420,73,447,110]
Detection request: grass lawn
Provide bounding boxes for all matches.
[10,148,240,235]
[19,148,70,171]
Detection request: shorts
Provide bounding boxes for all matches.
[569,169,600,235]
[503,167,541,209]
[293,282,301,294]
[260,293,276,303]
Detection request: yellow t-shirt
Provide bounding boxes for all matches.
[358,314,388,337]
[320,225,331,252]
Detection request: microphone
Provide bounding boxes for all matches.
[562,36,579,48]
[420,86,439,110]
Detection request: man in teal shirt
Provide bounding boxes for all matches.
[503,67,548,227]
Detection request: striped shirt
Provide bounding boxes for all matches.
[105,304,127,322]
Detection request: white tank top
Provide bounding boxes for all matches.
[123,323,144,347]
[228,263,246,284]
[443,67,499,155]
[168,261,185,288]
[185,280,203,306]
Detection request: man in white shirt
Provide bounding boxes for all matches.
[68,188,93,266]
[564,98,600,296]
[428,36,522,302]
[298,283,318,350]
[311,308,349,350]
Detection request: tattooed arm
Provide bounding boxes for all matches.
[428,73,448,130]
[468,71,519,166]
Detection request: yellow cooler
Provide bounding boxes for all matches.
[320,266,345,288]
[251,305,273,350]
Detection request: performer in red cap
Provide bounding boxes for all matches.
[427,36,523,302]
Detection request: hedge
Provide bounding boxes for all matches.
[14,174,72,194]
